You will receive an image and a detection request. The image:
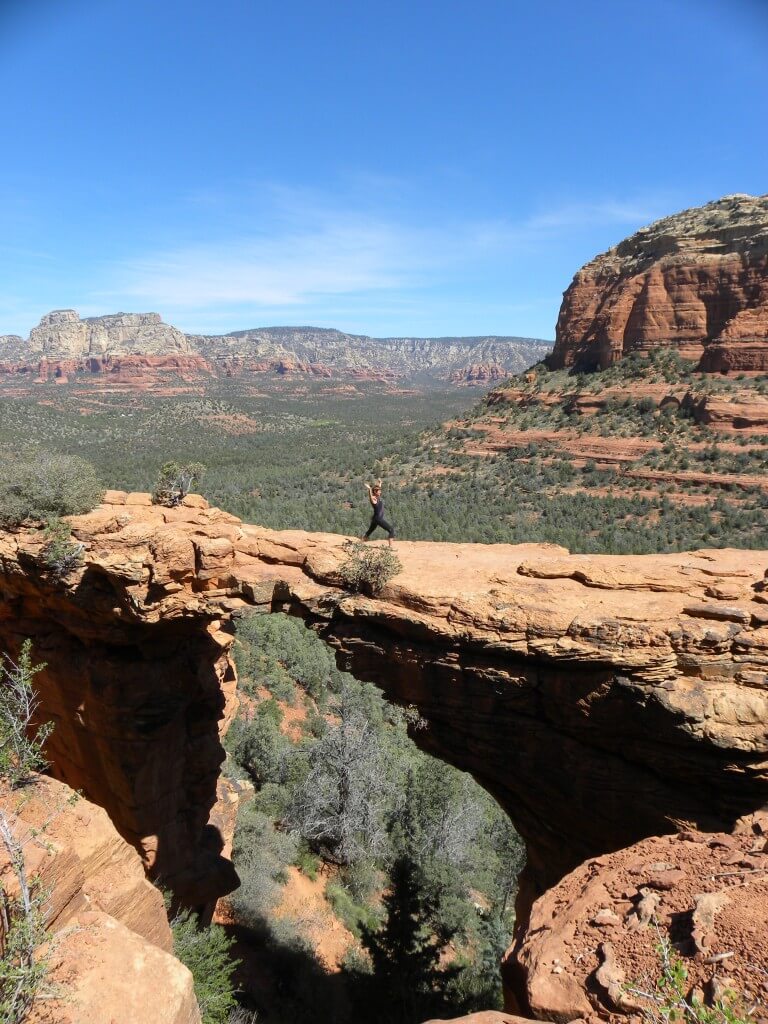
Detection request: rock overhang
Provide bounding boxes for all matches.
[0,493,767,909]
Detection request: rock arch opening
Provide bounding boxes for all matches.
[1,498,767,918]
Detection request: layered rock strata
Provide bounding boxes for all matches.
[1,497,767,918]
[551,193,768,371]
[486,379,768,433]
[0,311,551,384]
[0,775,200,1024]
[0,353,212,386]
[448,362,509,385]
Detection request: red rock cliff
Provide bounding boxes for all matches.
[1,496,767,919]
[550,193,768,371]
[1,775,201,1024]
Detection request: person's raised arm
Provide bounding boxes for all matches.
[364,481,376,507]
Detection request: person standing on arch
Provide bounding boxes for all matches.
[361,478,395,546]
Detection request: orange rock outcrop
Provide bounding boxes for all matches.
[550,193,768,371]
[1,775,201,1024]
[509,813,768,1022]
[1,497,767,919]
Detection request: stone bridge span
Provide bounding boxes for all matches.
[0,493,767,910]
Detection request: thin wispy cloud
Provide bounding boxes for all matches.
[525,198,668,231]
[96,187,666,319]
[112,224,425,308]
[96,188,455,313]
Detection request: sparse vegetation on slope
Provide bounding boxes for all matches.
[1,352,766,552]
[0,643,52,1023]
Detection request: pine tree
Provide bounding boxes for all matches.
[360,857,458,1023]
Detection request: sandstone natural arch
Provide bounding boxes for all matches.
[1,493,767,919]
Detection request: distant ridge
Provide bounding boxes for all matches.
[0,309,552,385]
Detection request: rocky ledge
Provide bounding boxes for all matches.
[511,812,768,1022]
[1,775,200,1024]
[550,193,768,371]
[0,497,767,918]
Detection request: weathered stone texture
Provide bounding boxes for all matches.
[551,193,768,371]
[1,776,201,1024]
[1,501,767,916]
[26,309,192,358]
[508,816,768,1020]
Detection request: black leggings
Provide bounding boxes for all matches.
[364,516,395,539]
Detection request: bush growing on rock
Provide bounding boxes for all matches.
[0,453,104,527]
[151,460,206,507]
[338,540,402,595]
[0,641,51,787]
[0,805,49,1024]
[171,909,239,1024]
[626,933,754,1024]
[38,518,85,577]
[0,641,53,1023]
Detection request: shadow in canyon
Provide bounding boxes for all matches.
[222,914,357,1024]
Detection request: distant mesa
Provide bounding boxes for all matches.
[448,361,510,385]
[550,192,768,372]
[0,310,552,388]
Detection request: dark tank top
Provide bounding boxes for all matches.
[373,497,384,520]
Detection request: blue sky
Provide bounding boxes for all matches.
[0,0,766,340]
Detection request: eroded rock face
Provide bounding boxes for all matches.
[0,775,201,1024]
[1,498,767,918]
[27,310,192,358]
[551,193,768,371]
[0,502,240,905]
[0,313,551,384]
[509,814,768,1021]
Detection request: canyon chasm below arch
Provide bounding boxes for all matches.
[1,493,768,988]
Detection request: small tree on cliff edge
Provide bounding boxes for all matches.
[0,642,51,787]
[151,461,206,507]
